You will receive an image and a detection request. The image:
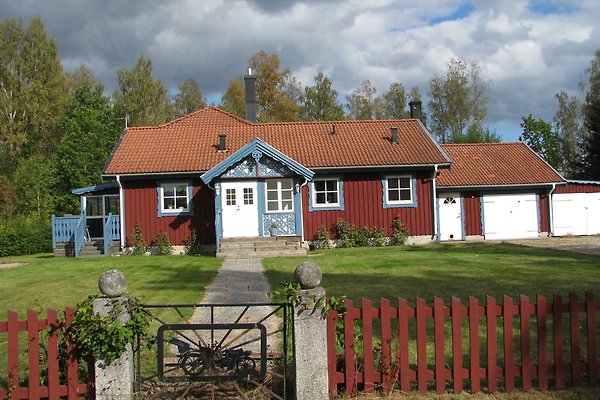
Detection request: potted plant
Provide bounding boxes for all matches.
[269,222,279,237]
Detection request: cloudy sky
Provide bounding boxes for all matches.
[2,0,599,140]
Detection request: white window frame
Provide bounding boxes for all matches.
[310,177,344,210]
[158,182,191,215]
[266,178,294,213]
[384,175,414,206]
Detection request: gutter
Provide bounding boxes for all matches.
[432,165,439,241]
[116,175,126,249]
[548,183,557,237]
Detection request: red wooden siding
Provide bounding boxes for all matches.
[123,179,215,246]
[555,182,600,194]
[538,189,550,233]
[462,192,482,236]
[302,171,434,240]
[0,308,92,399]
[328,293,600,397]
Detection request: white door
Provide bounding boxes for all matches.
[438,194,463,241]
[221,181,258,238]
[553,192,600,236]
[482,194,538,240]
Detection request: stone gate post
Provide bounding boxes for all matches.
[293,262,329,400]
[93,269,134,400]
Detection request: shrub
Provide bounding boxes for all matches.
[130,223,146,255]
[334,219,356,248]
[0,216,52,257]
[151,230,173,255]
[392,214,410,245]
[183,228,203,255]
[314,225,331,249]
[355,227,386,247]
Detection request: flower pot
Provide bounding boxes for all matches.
[269,227,279,237]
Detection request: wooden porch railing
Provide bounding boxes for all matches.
[103,214,120,256]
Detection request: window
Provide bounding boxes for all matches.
[226,188,236,206]
[266,179,293,212]
[310,177,344,211]
[383,175,415,207]
[158,182,192,215]
[243,187,254,205]
[85,195,119,238]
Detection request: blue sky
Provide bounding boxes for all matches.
[1,0,599,141]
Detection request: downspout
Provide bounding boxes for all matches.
[432,165,439,241]
[548,183,556,237]
[116,175,126,249]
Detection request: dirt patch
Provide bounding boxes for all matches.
[508,236,600,256]
[0,262,25,269]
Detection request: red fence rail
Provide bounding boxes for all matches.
[327,293,600,396]
[0,308,92,400]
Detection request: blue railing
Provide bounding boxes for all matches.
[103,214,121,256]
[74,216,86,258]
[51,214,83,249]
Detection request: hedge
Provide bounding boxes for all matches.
[0,216,52,257]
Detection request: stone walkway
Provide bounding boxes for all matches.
[188,258,282,355]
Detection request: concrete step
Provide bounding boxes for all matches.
[218,236,307,258]
[217,248,308,259]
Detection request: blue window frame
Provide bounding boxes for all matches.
[309,177,344,211]
[382,175,417,208]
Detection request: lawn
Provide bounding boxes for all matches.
[0,253,223,317]
[263,242,600,303]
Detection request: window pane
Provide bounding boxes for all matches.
[282,200,292,210]
[267,201,278,211]
[267,191,278,201]
[282,191,292,201]
[243,188,254,205]
[105,196,119,215]
[164,198,175,209]
[326,180,336,191]
[388,190,400,202]
[400,189,411,201]
[327,193,338,204]
[281,179,293,190]
[399,177,411,189]
[226,188,236,206]
[316,193,326,204]
[315,181,325,191]
[267,180,277,190]
[175,197,187,209]
[86,197,102,216]
[387,178,398,189]
[164,186,174,196]
[176,185,187,196]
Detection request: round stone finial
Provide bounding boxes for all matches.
[99,269,128,297]
[294,262,322,289]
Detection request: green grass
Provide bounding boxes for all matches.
[263,242,600,303]
[0,253,222,317]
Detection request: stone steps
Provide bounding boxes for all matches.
[217,237,307,258]
[54,240,120,258]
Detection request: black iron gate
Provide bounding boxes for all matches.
[134,302,291,399]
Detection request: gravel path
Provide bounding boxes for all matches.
[507,236,600,256]
[187,258,282,356]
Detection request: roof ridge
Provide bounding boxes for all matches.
[257,118,418,127]
[127,106,254,130]
[441,142,521,147]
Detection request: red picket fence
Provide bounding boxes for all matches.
[327,293,600,396]
[0,308,92,400]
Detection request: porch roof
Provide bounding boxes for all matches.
[71,181,119,195]
[200,138,314,183]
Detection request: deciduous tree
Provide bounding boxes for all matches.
[554,91,585,177]
[173,78,206,118]
[427,58,490,143]
[519,114,562,169]
[581,50,600,180]
[221,77,245,118]
[13,153,57,217]
[113,56,171,126]
[300,72,344,121]
[346,80,378,120]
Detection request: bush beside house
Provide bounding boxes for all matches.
[0,217,52,257]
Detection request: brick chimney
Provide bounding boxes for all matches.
[244,68,257,123]
[390,127,399,144]
[218,133,227,151]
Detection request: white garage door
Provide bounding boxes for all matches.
[553,192,600,236]
[482,194,539,240]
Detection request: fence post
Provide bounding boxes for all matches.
[93,270,134,400]
[293,262,329,400]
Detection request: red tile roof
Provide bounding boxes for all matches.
[437,142,564,187]
[103,107,451,175]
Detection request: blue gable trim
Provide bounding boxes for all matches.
[71,181,118,195]
[200,138,314,183]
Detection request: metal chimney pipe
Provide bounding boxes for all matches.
[244,69,257,123]
[409,100,422,121]
[391,127,399,144]
[218,133,227,151]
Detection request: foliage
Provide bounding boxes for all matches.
[130,223,146,255]
[0,175,18,218]
[452,124,501,143]
[183,228,203,255]
[65,65,99,90]
[554,91,585,177]
[300,72,345,121]
[314,225,331,249]
[13,153,57,217]
[0,17,67,163]
[54,83,120,213]
[151,230,173,255]
[113,55,172,126]
[392,215,409,245]
[64,295,153,363]
[334,219,356,247]
[381,82,410,119]
[346,80,378,120]
[0,216,52,257]
[220,77,246,118]
[172,78,206,118]
[582,50,600,180]
[427,58,490,143]
[519,115,562,169]
[248,50,301,122]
